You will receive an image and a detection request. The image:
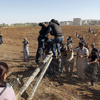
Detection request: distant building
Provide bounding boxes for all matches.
[73,18,82,25]
[60,21,73,26]
[82,19,100,25]
[60,18,100,26]
[60,21,68,26]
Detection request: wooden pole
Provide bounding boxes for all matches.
[27,56,52,100]
[17,54,52,99]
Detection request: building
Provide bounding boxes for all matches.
[60,21,68,26]
[60,21,73,26]
[82,19,100,25]
[73,18,82,25]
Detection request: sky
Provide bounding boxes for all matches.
[0,0,100,24]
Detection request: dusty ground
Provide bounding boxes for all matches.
[0,26,100,100]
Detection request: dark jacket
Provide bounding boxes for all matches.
[39,23,50,38]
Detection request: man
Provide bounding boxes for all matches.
[90,43,99,63]
[85,51,98,86]
[67,36,72,46]
[89,27,91,33]
[91,43,99,54]
[78,35,87,47]
[35,22,51,64]
[43,19,64,58]
[74,42,89,80]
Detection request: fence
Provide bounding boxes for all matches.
[16,53,53,100]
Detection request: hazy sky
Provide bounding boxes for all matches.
[0,0,100,24]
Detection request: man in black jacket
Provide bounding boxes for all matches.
[36,22,51,64]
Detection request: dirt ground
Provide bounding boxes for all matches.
[0,26,100,100]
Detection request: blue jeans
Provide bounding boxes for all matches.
[51,36,64,56]
[36,36,51,62]
[36,36,45,62]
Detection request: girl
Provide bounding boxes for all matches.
[0,62,16,100]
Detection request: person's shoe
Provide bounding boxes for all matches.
[91,80,94,86]
[45,52,51,55]
[58,53,61,56]
[35,60,40,64]
[52,55,57,59]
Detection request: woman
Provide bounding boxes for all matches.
[0,62,16,100]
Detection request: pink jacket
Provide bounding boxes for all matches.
[0,86,16,100]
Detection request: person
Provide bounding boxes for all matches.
[22,38,29,62]
[35,22,51,64]
[93,30,95,34]
[43,19,64,58]
[0,62,16,100]
[59,43,67,74]
[66,44,74,77]
[90,43,99,63]
[99,51,100,66]
[91,43,99,54]
[85,51,98,86]
[42,39,52,60]
[67,36,72,46]
[74,42,89,80]
[78,35,87,47]
[0,32,3,45]
[76,32,79,38]
[89,27,91,33]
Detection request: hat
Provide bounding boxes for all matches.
[50,19,60,25]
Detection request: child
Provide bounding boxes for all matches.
[66,44,74,77]
[59,43,67,74]
[22,38,29,62]
[0,62,16,100]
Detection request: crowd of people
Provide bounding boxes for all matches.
[34,20,100,86]
[0,19,100,99]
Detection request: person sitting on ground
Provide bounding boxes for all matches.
[22,38,29,62]
[0,62,16,100]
